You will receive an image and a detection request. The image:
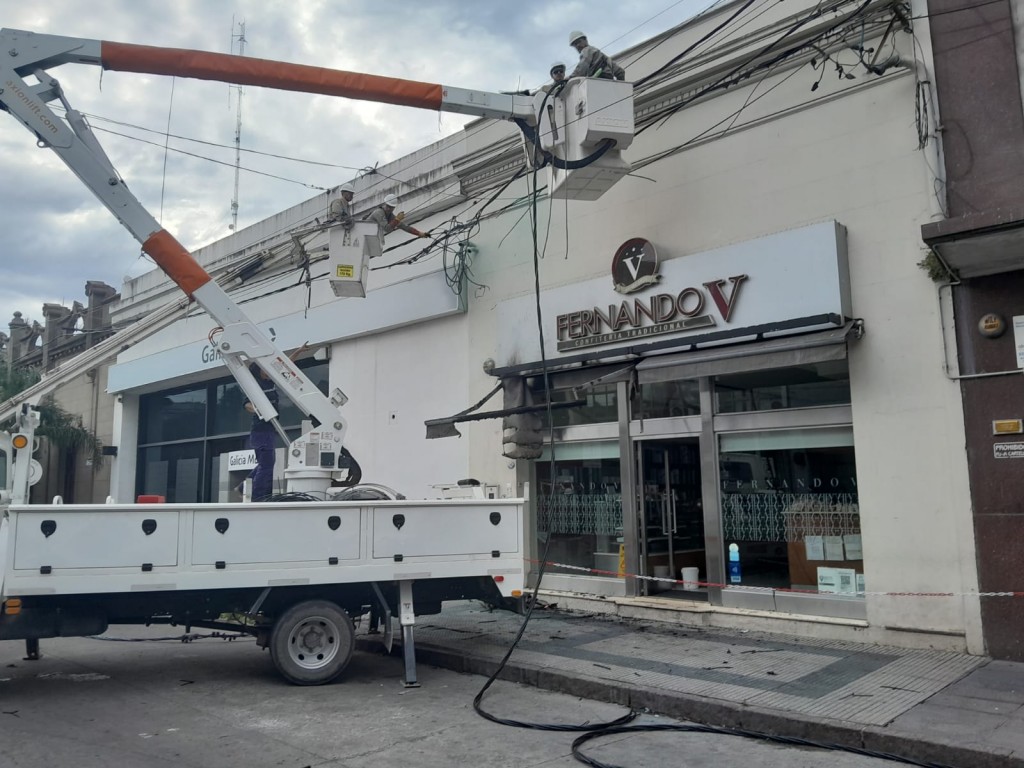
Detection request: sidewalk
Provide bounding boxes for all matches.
[360,600,1024,768]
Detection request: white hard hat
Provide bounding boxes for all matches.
[550,61,566,74]
[569,30,586,46]
[383,194,399,208]
[340,183,354,194]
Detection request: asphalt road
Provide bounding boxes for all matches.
[0,626,902,767]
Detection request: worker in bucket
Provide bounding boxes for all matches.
[365,194,429,246]
[328,183,355,230]
[568,31,625,81]
[240,343,308,501]
[540,61,567,93]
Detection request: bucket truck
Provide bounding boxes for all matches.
[0,29,634,686]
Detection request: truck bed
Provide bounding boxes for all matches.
[0,498,524,601]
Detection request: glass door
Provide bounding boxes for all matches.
[637,438,706,598]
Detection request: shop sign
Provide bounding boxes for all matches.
[497,220,851,364]
[555,237,752,351]
[994,442,1024,459]
[227,449,258,470]
[201,344,223,364]
[612,238,661,294]
[558,274,748,351]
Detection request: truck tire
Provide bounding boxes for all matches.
[269,600,354,685]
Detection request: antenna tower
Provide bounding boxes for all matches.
[229,20,246,230]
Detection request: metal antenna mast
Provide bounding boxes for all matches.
[229,19,246,231]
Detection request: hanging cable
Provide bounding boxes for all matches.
[471,98,638,736]
[158,77,176,225]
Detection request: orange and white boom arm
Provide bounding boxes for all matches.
[0,28,539,490]
[6,29,536,119]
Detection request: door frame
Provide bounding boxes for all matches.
[623,377,721,599]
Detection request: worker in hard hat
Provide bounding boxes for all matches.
[364,194,429,247]
[568,31,625,81]
[328,183,355,230]
[540,61,567,93]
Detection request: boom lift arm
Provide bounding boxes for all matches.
[0,29,633,497]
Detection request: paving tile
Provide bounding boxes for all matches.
[925,691,1023,716]
[987,719,1024,755]
[943,661,1024,705]
[888,702,1008,744]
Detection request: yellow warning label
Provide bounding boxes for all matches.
[335,265,354,278]
[617,543,626,577]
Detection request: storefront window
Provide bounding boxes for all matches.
[212,381,249,435]
[139,442,205,503]
[633,379,700,419]
[719,427,861,595]
[137,360,328,502]
[141,387,207,442]
[537,384,618,428]
[535,442,623,578]
[714,360,850,413]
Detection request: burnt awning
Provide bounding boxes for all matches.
[634,321,862,384]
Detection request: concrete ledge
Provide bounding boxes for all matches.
[541,591,970,653]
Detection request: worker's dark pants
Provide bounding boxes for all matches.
[249,429,276,500]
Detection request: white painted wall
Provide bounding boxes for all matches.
[329,312,472,501]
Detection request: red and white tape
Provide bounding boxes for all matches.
[529,559,1023,598]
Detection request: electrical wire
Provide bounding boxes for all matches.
[634,0,880,135]
[158,77,176,225]
[633,0,762,87]
[69,109,366,170]
[85,124,328,191]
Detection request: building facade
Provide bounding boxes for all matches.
[104,0,1006,655]
[919,0,1024,661]
[4,281,118,504]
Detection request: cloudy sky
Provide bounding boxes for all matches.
[0,0,717,327]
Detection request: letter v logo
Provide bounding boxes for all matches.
[703,275,748,322]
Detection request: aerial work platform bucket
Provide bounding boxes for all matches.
[328,220,379,298]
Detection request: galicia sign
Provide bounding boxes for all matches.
[227,450,258,470]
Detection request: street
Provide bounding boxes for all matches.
[0,626,903,767]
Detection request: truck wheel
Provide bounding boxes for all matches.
[269,600,354,685]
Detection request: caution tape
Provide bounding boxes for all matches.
[528,559,1024,598]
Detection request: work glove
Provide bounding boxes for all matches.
[394,211,406,223]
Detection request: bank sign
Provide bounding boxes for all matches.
[498,221,851,362]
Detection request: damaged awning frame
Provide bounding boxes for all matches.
[487,313,850,378]
[424,381,586,439]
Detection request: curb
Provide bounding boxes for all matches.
[356,638,1022,768]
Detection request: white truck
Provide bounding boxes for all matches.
[0,29,634,685]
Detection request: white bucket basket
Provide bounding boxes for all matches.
[328,221,379,298]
